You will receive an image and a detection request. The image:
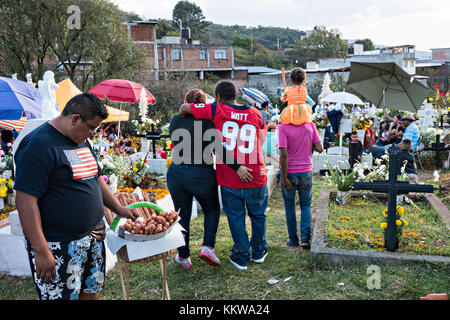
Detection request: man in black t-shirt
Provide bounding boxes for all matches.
[14,93,139,300]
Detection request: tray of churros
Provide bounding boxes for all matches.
[106,191,180,241]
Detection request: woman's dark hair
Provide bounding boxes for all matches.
[1,130,13,143]
[215,81,236,101]
[379,120,387,131]
[290,68,306,85]
[184,88,206,104]
[61,92,108,120]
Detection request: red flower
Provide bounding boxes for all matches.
[170,142,174,149]
[161,152,167,159]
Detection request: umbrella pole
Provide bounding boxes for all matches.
[118,103,122,138]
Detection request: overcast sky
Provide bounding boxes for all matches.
[110,0,450,52]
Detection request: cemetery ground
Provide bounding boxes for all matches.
[0,173,448,300]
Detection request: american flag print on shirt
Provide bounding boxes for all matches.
[63,147,98,180]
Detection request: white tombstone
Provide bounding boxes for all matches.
[421,103,436,130]
[38,71,60,120]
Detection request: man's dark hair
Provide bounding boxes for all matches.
[290,68,306,85]
[351,130,358,136]
[215,81,236,101]
[261,101,269,108]
[395,114,402,120]
[62,92,108,120]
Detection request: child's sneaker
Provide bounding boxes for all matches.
[199,246,221,266]
[175,254,192,270]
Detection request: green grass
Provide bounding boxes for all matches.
[1,175,449,300]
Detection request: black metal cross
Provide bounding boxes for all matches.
[423,135,450,170]
[144,123,170,159]
[353,152,435,251]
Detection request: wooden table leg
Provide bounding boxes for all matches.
[119,266,128,300]
[160,257,170,300]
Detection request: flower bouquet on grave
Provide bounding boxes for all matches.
[420,127,448,145]
[130,117,160,136]
[313,110,329,130]
[325,160,356,205]
[130,157,149,186]
[117,136,142,154]
[0,177,9,210]
[0,155,14,206]
[380,205,408,244]
[428,84,449,116]
[99,154,131,188]
[352,111,371,131]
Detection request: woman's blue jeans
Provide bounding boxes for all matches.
[280,171,313,244]
[220,185,269,266]
[167,164,220,259]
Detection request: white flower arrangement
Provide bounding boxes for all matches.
[101,154,130,187]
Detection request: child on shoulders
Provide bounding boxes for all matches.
[279,68,313,126]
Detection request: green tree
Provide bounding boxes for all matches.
[172,1,210,39]
[0,0,56,81]
[155,18,178,38]
[354,38,375,51]
[0,0,147,89]
[294,25,349,66]
[232,35,253,51]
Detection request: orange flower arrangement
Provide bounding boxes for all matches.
[117,187,170,201]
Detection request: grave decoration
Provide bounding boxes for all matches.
[353,152,435,252]
[324,160,356,205]
[423,134,450,170]
[0,153,14,209]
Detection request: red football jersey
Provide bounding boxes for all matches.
[190,102,268,188]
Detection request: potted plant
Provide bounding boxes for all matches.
[325,161,356,205]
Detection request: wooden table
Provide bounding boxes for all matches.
[115,246,175,300]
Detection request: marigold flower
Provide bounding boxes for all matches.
[380,222,387,229]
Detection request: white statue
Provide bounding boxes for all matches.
[11,73,17,80]
[26,73,36,87]
[38,71,60,120]
[318,73,333,105]
[139,88,148,122]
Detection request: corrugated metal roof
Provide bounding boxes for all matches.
[234,66,280,74]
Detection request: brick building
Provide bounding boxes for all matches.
[416,48,450,92]
[124,21,245,84]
